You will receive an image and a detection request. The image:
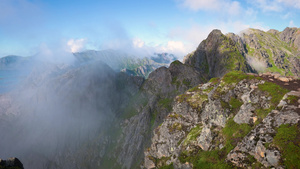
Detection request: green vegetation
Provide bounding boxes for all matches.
[178,118,252,169]
[273,124,300,168]
[159,163,174,169]
[253,81,289,123]
[158,98,173,111]
[218,37,247,71]
[286,95,299,104]
[179,149,232,169]
[169,113,182,119]
[100,156,122,169]
[171,60,182,65]
[149,156,172,168]
[222,118,252,154]
[220,100,230,110]
[248,154,264,168]
[177,92,208,111]
[183,79,191,87]
[222,71,259,85]
[183,125,202,146]
[188,94,208,110]
[177,94,189,103]
[150,110,159,127]
[121,92,148,119]
[188,86,201,92]
[255,108,272,123]
[245,44,255,56]
[265,48,284,75]
[209,77,220,85]
[257,81,289,105]
[171,76,181,89]
[203,86,214,93]
[212,71,258,99]
[229,97,243,109]
[202,61,210,74]
[168,122,183,132]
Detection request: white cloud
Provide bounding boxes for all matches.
[277,0,300,9]
[169,25,213,45]
[178,0,243,16]
[249,0,282,12]
[67,38,87,53]
[227,1,242,16]
[132,38,145,48]
[281,12,292,19]
[164,41,188,54]
[289,20,295,27]
[35,42,75,64]
[250,0,300,12]
[179,0,221,11]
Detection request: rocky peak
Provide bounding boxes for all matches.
[205,29,225,49]
[279,27,300,50]
[267,29,279,35]
[183,29,250,78]
[184,27,300,78]
[145,60,208,95]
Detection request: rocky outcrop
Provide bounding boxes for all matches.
[279,27,300,50]
[116,60,208,168]
[0,157,24,169]
[184,27,300,78]
[242,28,300,76]
[144,71,300,168]
[227,94,300,168]
[183,29,252,78]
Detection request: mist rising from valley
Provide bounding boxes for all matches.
[0,49,174,168]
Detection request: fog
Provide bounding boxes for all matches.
[246,55,267,72]
[0,50,140,168]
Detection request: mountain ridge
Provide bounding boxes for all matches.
[184,27,300,78]
[0,27,299,169]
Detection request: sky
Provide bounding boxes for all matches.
[0,0,299,59]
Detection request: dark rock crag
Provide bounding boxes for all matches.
[0,157,24,169]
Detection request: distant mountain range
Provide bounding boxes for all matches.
[74,50,177,77]
[0,50,177,93]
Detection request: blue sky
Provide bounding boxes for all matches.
[0,0,299,58]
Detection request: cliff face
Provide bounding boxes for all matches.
[279,27,300,50]
[144,71,300,168]
[183,30,252,78]
[184,28,300,77]
[111,61,209,169]
[243,28,300,76]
